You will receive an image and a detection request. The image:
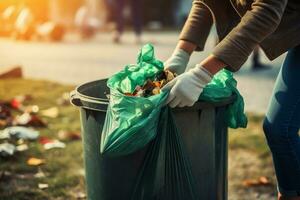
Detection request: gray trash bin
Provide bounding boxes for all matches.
[71,79,235,200]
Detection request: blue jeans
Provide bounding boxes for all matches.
[263,45,300,197]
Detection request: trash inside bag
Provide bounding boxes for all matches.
[101,44,247,157]
[107,44,164,94]
[131,107,199,200]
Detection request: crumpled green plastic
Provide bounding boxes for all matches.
[107,44,163,94]
[101,44,168,156]
[101,43,247,157]
[200,69,248,129]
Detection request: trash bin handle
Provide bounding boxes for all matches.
[70,90,83,107]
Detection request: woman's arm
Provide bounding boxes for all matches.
[212,0,288,72]
[177,0,214,53]
[165,0,214,75]
[174,0,227,75]
[175,40,197,55]
[163,0,288,107]
[200,55,227,75]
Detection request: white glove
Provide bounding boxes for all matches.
[164,48,190,75]
[162,64,213,108]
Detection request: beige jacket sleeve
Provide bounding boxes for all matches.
[180,0,288,72]
[212,0,288,71]
[179,0,213,51]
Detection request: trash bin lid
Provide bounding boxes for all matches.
[70,79,236,112]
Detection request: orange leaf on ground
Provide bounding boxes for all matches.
[27,157,45,166]
[242,176,271,187]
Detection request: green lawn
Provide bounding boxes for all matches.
[0,78,275,200]
[0,79,83,200]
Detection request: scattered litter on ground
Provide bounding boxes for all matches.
[10,97,22,110]
[242,176,272,187]
[34,167,46,178]
[14,113,31,125]
[10,95,32,110]
[39,136,66,150]
[27,157,45,166]
[16,144,29,152]
[15,173,35,179]
[74,191,86,199]
[24,105,39,114]
[41,107,59,118]
[0,130,10,139]
[38,183,49,190]
[14,113,47,127]
[0,81,84,198]
[0,142,15,157]
[1,126,39,140]
[0,171,42,180]
[58,130,81,141]
[39,136,52,145]
[0,95,40,128]
[0,102,13,127]
[43,139,66,150]
[17,139,25,145]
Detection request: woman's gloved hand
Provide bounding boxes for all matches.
[161,64,213,108]
[164,48,190,75]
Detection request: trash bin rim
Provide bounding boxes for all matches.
[175,95,236,111]
[71,79,236,112]
[76,79,109,102]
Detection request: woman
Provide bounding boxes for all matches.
[162,0,300,199]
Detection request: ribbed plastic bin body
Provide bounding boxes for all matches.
[71,79,234,200]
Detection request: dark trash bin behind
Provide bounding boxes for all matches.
[71,79,234,200]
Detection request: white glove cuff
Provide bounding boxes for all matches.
[170,48,190,65]
[191,64,213,84]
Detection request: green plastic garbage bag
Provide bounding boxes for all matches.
[101,44,169,156]
[101,43,247,156]
[131,107,199,200]
[200,69,248,129]
[107,44,164,94]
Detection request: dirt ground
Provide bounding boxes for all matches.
[228,149,277,200]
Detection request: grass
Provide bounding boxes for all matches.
[0,78,275,199]
[229,114,270,157]
[0,78,83,200]
[228,114,276,200]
